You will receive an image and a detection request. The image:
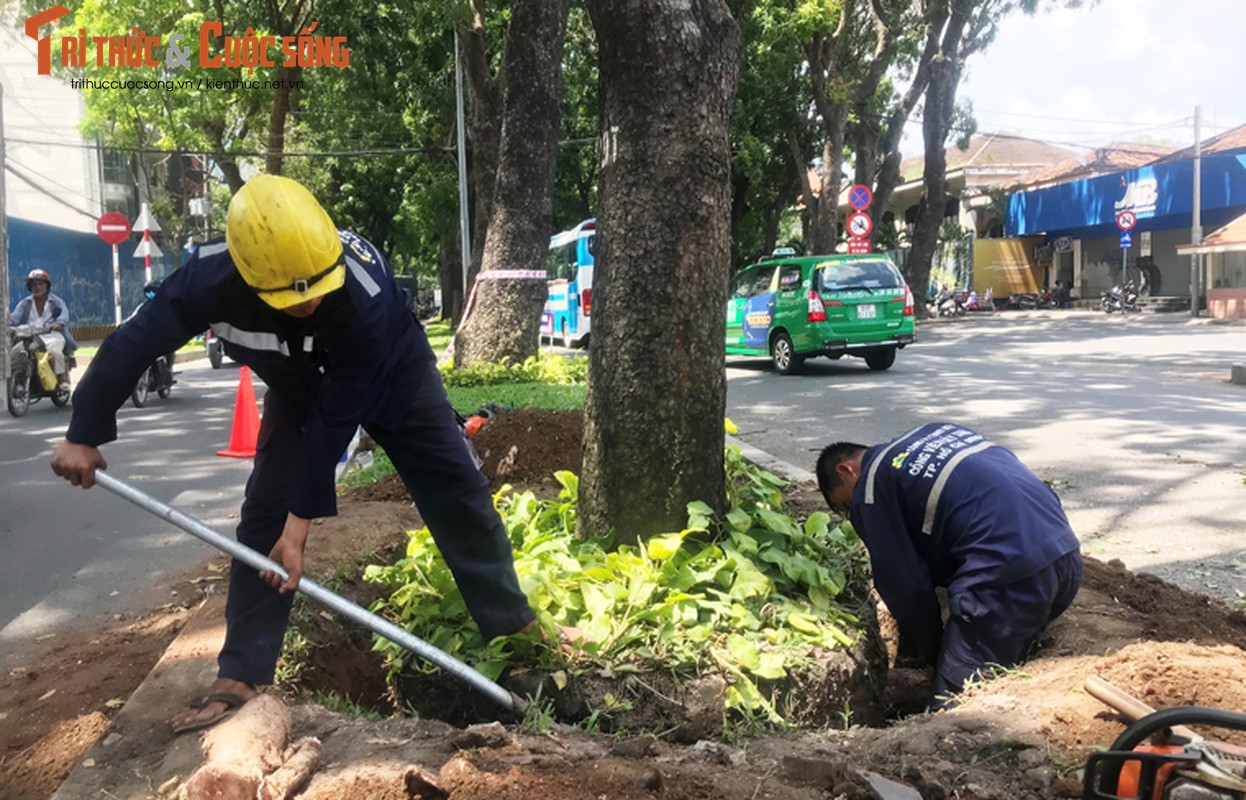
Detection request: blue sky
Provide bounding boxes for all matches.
[904,0,1245,156]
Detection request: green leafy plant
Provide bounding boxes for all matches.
[364,444,869,729]
[440,353,589,387]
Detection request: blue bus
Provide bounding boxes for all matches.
[541,218,595,347]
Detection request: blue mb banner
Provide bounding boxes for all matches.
[1007,152,1246,237]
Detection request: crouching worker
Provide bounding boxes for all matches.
[51,175,545,734]
[815,423,1082,710]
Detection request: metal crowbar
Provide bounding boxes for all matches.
[94,470,526,715]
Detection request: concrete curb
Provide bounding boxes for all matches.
[727,434,816,484]
[51,593,227,799]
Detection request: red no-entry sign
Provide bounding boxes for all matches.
[97,212,131,245]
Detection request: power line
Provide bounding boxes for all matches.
[5,136,449,159]
[4,163,98,221]
[7,156,101,209]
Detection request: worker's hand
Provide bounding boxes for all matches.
[51,440,107,488]
[50,322,63,332]
[261,513,311,594]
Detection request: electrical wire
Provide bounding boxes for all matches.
[4,163,99,221]
[5,136,447,159]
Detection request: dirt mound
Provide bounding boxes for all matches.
[343,408,584,503]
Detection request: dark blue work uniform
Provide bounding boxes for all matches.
[849,423,1082,707]
[68,232,534,685]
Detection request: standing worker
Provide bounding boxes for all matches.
[51,175,544,733]
[815,423,1082,710]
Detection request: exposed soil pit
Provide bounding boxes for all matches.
[6,408,1246,800]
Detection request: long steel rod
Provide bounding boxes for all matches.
[94,470,523,714]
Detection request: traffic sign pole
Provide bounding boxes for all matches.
[1115,210,1137,290]
[112,245,121,324]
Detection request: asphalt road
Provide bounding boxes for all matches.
[0,357,254,668]
[4,314,1242,666]
[727,310,1246,604]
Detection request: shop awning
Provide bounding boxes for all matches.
[1177,211,1246,255]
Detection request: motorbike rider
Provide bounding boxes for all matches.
[132,279,176,390]
[9,269,77,391]
[50,175,561,734]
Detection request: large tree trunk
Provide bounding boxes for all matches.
[454,0,572,366]
[265,66,300,176]
[906,10,967,318]
[459,2,504,324]
[863,14,940,247]
[579,0,741,547]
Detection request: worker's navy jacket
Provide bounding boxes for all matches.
[848,423,1079,664]
[68,232,432,520]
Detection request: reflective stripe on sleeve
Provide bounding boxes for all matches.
[210,322,312,355]
[920,441,995,535]
[864,425,927,505]
[346,256,381,297]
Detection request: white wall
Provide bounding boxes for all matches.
[1,24,101,233]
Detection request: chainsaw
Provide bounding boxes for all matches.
[1082,675,1246,800]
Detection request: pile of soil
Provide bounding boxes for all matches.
[4,407,1246,800]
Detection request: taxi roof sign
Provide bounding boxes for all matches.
[771,246,797,257]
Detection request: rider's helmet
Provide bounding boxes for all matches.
[225,175,344,310]
[144,279,162,301]
[25,269,51,291]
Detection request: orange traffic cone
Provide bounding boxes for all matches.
[217,366,261,458]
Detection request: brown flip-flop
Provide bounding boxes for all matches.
[170,691,250,734]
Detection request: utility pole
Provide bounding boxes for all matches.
[1,84,10,415]
[453,30,472,319]
[1190,105,1202,319]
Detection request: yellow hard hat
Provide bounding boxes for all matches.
[226,175,345,309]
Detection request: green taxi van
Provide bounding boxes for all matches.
[725,250,915,374]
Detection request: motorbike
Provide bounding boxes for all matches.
[131,353,175,408]
[1037,289,1059,309]
[1008,293,1039,310]
[6,324,73,418]
[1099,281,1140,314]
[935,289,966,317]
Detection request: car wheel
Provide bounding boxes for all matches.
[864,348,897,371]
[770,332,803,375]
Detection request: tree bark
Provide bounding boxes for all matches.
[579,0,741,546]
[265,65,301,176]
[459,2,504,323]
[906,8,968,318]
[453,0,572,366]
[863,10,941,247]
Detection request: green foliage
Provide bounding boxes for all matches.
[440,353,589,387]
[422,320,454,355]
[307,690,386,721]
[364,449,869,729]
[447,384,586,413]
[337,448,395,490]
